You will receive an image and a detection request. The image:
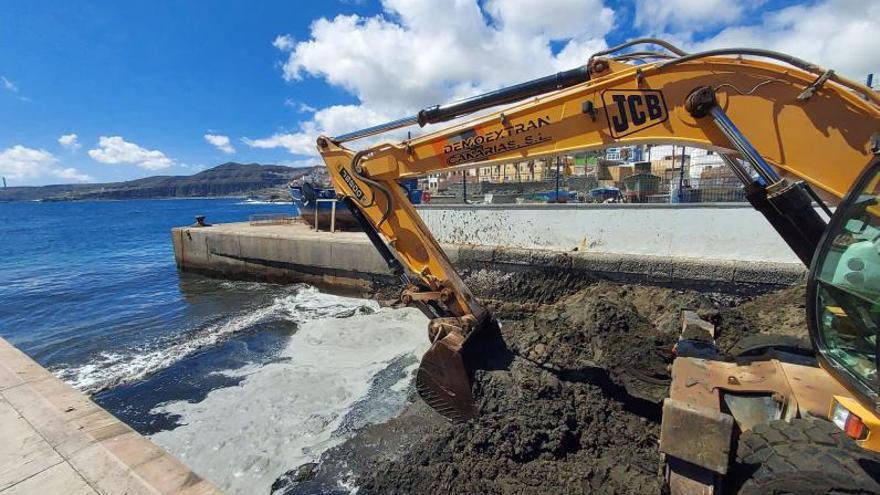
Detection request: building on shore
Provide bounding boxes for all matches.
[422,144,745,203]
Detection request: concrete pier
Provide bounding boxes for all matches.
[172,221,806,294]
[172,221,394,292]
[0,338,221,495]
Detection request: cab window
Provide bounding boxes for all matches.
[813,165,880,396]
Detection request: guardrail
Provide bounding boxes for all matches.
[249,213,296,226]
[314,198,338,233]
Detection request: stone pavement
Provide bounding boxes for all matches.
[0,337,222,495]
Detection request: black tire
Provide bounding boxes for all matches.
[728,334,814,362]
[732,419,880,495]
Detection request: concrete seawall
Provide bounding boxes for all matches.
[417,203,816,264]
[172,222,805,295]
[172,222,394,293]
[0,337,221,495]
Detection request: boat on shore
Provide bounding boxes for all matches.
[289,182,361,230]
[288,171,428,230]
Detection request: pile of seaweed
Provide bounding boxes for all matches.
[280,281,807,495]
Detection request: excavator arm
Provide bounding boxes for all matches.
[317,39,880,421]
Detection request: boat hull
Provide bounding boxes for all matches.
[289,185,361,230]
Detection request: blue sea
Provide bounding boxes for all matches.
[0,198,428,494]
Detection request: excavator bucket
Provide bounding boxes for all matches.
[415,318,508,422]
[416,330,475,422]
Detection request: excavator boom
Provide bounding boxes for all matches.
[317,39,880,421]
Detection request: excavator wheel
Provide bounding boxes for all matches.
[729,419,880,494]
[728,334,815,364]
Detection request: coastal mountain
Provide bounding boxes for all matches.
[0,162,319,201]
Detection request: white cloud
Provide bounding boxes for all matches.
[689,0,880,81]
[272,34,294,51]
[0,146,55,179]
[257,0,613,156]
[88,136,173,170]
[55,167,91,181]
[255,0,878,160]
[244,104,394,155]
[280,158,320,168]
[484,0,614,40]
[243,132,315,156]
[0,145,90,183]
[178,162,208,172]
[204,133,236,154]
[58,133,82,152]
[1,76,18,93]
[285,98,317,113]
[634,0,755,33]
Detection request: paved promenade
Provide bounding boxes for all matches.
[0,338,222,495]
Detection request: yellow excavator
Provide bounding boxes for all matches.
[317,39,880,493]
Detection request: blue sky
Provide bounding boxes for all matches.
[1,0,877,186]
[0,1,372,184]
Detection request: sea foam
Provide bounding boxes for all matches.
[55,285,378,393]
[149,304,430,494]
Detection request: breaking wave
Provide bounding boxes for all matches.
[54,285,378,393]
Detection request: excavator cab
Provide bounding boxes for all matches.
[808,157,880,449]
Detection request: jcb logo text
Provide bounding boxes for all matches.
[602,90,668,138]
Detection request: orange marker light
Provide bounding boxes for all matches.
[832,401,868,441]
[845,413,867,440]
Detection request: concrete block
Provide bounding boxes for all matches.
[205,233,251,279]
[528,250,572,270]
[94,430,167,473]
[206,233,241,259]
[439,243,460,265]
[260,234,287,263]
[237,234,270,278]
[0,399,63,491]
[0,345,54,387]
[0,362,23,391]
[648,258,676,282]
[2,380,99,457]
[329,240,390,275]
[570,252,624,275]
[1,460,95,495]
[455,244,494,264]
[681,311,716,339]
[285,238,331,269]
[491,247,533,266]
[671,259,737,283]
[133,453,211,495]
[68,441,160,495]
[171,229,184,269]
[660,398,734,474]
[732,261,805,285]
[58,412,124,456]
[22,375,103,422]
[174,228,210,271]
[617,257,660,277]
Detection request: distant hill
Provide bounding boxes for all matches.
[0,162,319,202]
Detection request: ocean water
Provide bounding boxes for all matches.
[0,198,429,494]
